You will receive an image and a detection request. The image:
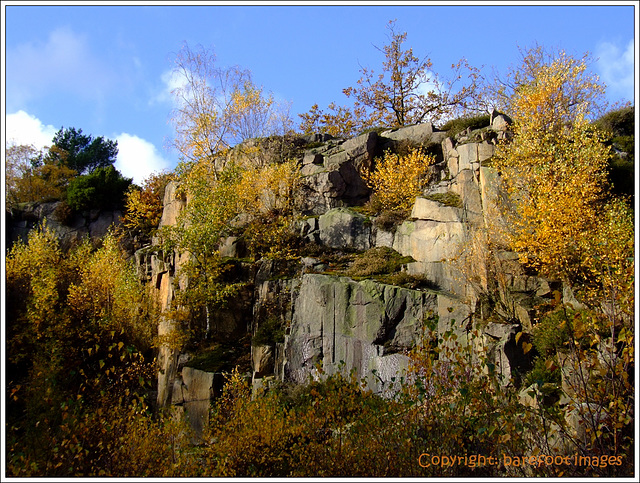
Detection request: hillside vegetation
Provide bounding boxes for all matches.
[4,29,634,478]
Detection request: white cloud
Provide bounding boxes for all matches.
[150,69,190,106]
[5,110,58,149]
[3,112,170,185]
[114,133,172,185]
[416,70,439,98]
[7,27,113,110]
[596,39,635,102]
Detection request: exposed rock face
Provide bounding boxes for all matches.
[7,201,123,251]
[298,132,378,215]
[170,366,225,442]
[318,207,372,251]
[251,270,298,383]
[284,274,437,395]
[10,115,582,445]
[252,344,274,379]
[154,181,187,409]
[158,181,186,227]
[490,108,513,140]
[380,123,449,155]
[393,207,467,295]
[145,118,555,436]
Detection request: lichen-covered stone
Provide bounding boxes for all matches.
[318,207,372,250]
[284,274,438,394]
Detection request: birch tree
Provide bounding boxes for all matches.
[169,43,290,167]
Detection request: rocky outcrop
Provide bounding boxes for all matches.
[393,200,467,295]
[171,367,216,442]
[153,181,188,408]
[283,273,437,395]
[298,132,378,215]
[7,201,123,250]
[158,181,186,227]
[318,208,372,251]
[296,124,457,215]
[380,122,444,146]
[147,116,552,433]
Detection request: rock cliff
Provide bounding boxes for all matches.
[144,113,563,435]
[7,201,124,251]
[7,114,563,436]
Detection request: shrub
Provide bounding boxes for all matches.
[383,271,439,290]
[439,114,491,138]
[595,106,634,137]
[121,171,174,241]
[346,246,414,278]
[185,342,249,373]
[607,155,634,198]
[523,355,561,389]
[5,226,163,477]
[363,147,435,213]
[243,211,300,261]
[595,106,634,197]
[531,305,576,355]
[372,208,411,233]
[252,316,285,347]
[67,166,132,211]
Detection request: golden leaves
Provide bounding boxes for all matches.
[364,147,435,212]
[169,44,290,163]
[492,48,617,286]
[122,171,174,242]
[5,143,78,208]
[66,233,158,350]
[298,102,373,138]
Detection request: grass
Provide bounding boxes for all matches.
[358,126,389,136]
[339,246,441,290]
[439,114,491,138]
[298,242,359,273]
[346,246,414,278]
[375,271,440,290]
[424,191,463,208]
[304,141,325,150]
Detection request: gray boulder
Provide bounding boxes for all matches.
[380,122,447,147]
[298,133,377,215]
[318,207,372,251]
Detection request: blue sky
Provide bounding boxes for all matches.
[3,2,637,184]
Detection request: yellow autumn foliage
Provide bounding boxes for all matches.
[236,159,300,215]
[5,144,78,207]
[6,224,164,478]
[364,147,435,213]
[5,223,63,341]
[67,233,158,349]
[169,44,291,163]
[492,46,633,328]
[122,171,174,240]
[495,115,610,279]
[493,50,611,278]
